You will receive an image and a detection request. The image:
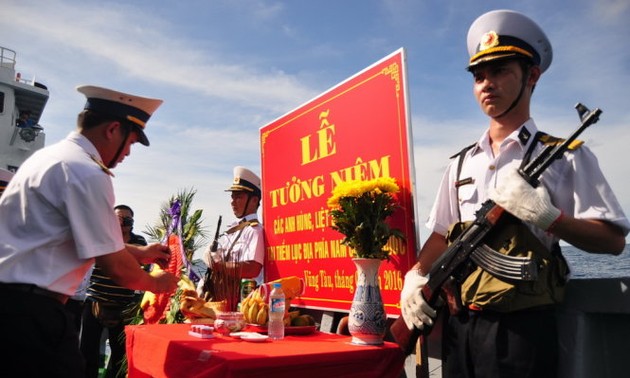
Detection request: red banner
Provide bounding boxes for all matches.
[260,49,417,316]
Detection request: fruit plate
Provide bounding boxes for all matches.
[245,324,318,335]
[229,331,268,341]
[241,334,269,343]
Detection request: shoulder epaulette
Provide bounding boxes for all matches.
[89,154,114,177]
[537,134,583,150]
[225,219,260,234]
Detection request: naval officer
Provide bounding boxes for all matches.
[0,85,179,378]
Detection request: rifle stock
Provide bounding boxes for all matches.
[390,103,601,354]
[390,203,508,355]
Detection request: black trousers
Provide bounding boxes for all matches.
[0,287,85,378]
[65,298,86,332]
[80,299,130,378]
[443,306,558,378]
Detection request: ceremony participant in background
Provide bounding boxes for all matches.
[399,10,629,378]
[199,166,265,309]
[80,204,148,378]
[0,85,179,378]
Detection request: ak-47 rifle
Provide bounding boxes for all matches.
[390,103,602,355]
[201,215,222,301]
[210,215,223,253]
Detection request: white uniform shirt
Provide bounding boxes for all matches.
[0,131,124,295]
[203,212,265,283]
[426,119,630,250]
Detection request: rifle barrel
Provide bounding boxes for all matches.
[210,215,222,252]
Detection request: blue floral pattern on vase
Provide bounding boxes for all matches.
[349,258,386,345]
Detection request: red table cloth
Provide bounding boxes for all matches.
[126,324,405,378]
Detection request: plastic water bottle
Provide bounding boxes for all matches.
[268,282,285,340]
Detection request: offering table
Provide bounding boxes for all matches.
[126,323,405,378]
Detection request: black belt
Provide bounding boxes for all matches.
[0,282,69,304]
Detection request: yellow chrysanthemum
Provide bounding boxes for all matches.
[326,177,404,260]
[327,177,399,208]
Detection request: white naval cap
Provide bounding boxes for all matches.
[226,166,261,196]
[467,10,552,73]
[77,85,163,146]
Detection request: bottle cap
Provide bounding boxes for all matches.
[273,283,281,288]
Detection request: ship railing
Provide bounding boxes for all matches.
[0,46,17,70]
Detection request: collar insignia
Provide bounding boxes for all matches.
[518,127,531,145]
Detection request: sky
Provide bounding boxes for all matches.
[3,0,629,260]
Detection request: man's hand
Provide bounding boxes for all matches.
[490,168,562,231]
[400,270,436,331]
[150,270,179,293]
[140,243,171,269]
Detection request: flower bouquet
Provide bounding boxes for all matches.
[326,177,405,260]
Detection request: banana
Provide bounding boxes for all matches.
[178,274,196,291]
[248,300,259,324]
[252,288,262,301]
[149,264,163,276]
[256,303,268,325]
[240,297,250,313]
[240,299,251,322]
[140,291,156,310]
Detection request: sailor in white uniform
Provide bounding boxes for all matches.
[400,10,629,378]
[0,85,179,378]
[199,166,265,308]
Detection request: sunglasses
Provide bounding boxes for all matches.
[121,216,134,227]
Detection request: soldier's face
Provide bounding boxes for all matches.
[471,60,525,118]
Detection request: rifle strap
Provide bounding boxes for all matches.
[519,131,545,172]
[451,143,477,223]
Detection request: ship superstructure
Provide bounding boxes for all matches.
[0,45,49,172]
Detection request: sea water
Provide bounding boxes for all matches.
[562,244,630,279]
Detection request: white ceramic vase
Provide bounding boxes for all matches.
[348,258,387,345]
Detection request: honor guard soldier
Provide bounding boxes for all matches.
[200,166,265,309]
[399,9,629,378]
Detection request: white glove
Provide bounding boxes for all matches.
[400,270,436,331]
[490,168,562,231]
[202,246,223,266]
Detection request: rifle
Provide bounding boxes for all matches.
[201,215,222,301]
[390,103,602,355]
[210,215,223,253]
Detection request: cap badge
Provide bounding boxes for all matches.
[479,31,499,51]
[233,176,241,184]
